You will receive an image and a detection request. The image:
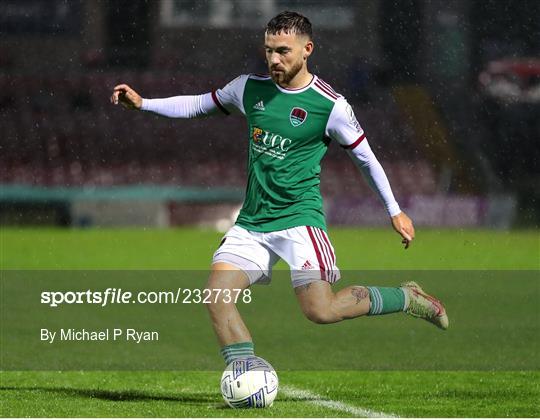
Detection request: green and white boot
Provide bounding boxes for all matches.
[402,281,449,330]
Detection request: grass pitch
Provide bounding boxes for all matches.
[1,227,539,417]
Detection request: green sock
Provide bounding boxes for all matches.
[220,342,254,365]
[367,287,407,315]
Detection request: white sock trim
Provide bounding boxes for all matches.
[401,287,409,311]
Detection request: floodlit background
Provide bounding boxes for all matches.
[1,0,538,229]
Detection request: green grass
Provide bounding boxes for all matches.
[1,227,539,417]
[1,227,538,269]
[1,371,538,417]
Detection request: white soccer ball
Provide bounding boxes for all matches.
[220,356,279,408]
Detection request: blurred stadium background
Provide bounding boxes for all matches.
[1,0,538,230]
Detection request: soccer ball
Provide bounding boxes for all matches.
[220,356,279,408]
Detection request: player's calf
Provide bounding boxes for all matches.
[295,281,370,324]
[295,279,448,330]
[302,305,342,324]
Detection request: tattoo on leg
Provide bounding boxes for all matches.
[351,286,369,304]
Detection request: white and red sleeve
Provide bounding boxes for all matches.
[139,75,248,118]
[326,98,401,217]
[213,74,249,115]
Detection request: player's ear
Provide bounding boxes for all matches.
[303,40,314,60]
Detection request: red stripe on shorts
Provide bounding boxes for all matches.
[319,229,335,264]
[314,228,333,282]
[318,228,337,283]
[306,226,326,281]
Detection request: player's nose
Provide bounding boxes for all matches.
[269,53,281,65]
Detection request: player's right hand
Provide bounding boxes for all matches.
[391,211,415,249]
[110,84,142,110]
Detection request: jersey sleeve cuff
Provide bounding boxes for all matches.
[211,90,230,115]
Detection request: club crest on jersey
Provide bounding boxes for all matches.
[289,107,307,127]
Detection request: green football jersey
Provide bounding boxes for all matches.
[213,74,366,232]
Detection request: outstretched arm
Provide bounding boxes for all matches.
[110,75,248,118]
[110,84,219,118]
[346,140,415,248]
[326,98,415,248]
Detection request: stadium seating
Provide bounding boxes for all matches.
[0,72,437,197]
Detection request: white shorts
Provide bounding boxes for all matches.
[212,225,341,288]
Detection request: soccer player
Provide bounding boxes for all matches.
[111,11,448,365]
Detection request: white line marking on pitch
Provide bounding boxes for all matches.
[281,385,398,418]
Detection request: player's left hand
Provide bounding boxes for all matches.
[391,211,415,249]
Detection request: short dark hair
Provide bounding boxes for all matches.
[265,11,312,39]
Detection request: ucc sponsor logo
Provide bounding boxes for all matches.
[252,126,292,159]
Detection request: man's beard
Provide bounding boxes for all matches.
[270,59,303,85]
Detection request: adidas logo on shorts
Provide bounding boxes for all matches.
[301,260,314,270]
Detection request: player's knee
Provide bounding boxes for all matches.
[205,267,247,310]
[303,306,337,324]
